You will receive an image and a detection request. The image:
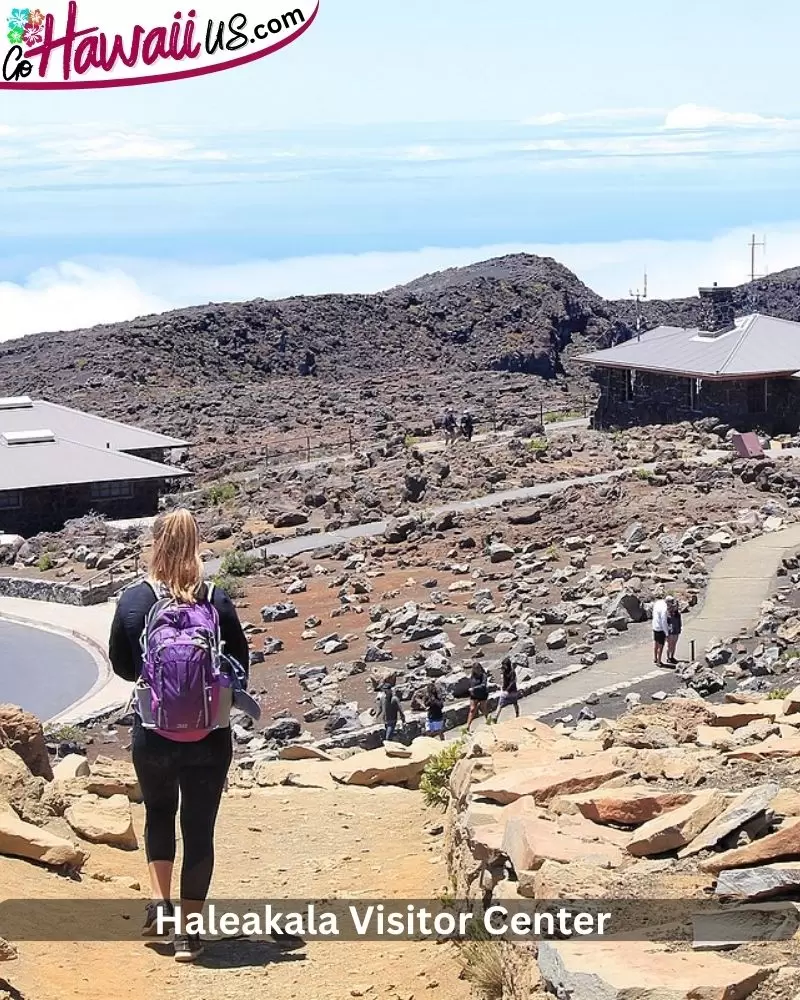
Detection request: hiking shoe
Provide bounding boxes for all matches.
[174,934,204,963]
[142,900,174,938]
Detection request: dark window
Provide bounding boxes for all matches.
[624,370,635,403]
[0,491,21,510]
[746,380,767,415]
[90,481,134,500]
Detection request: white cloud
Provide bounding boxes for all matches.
[663,104,791,130]
[0,223,796,342]
[524,108,660,126]
[0,263,169,340]
[38,131,228,162]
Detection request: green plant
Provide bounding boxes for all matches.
[213,573,245,598]
[634,467,654,481]
[207,482,238,505]
[527,437,549,455]
[37,552,55,572]
[404,433,419,448]
[458,928,504,999]
[75,357,87,371]
[545,544,559,560]
[219,550,258,577]
[419,740,465,808]
[766,687,790,700]
[544,408,583,424]
[44,723,87,746]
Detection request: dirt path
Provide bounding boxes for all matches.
[1,785,470,1000]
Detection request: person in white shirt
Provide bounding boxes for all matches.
[652,596,669,666]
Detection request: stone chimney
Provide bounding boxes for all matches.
[698,283,735,334]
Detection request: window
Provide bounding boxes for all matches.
[90,481,134,501]
[624,369,636,403]
[0,491,21,510]
[746,380,767,415]
[688,378,702,412]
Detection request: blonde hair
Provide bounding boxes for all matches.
[150,509,204,603]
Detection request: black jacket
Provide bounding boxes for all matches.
[109,580,250,684]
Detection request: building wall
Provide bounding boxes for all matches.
[0,480,161,536]
[592,369,800,433]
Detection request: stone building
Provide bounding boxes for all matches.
[577,286,800,433]
[0,396,188,535]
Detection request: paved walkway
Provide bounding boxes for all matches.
[492,520,800,725]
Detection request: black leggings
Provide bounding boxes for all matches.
[132,722,232,902]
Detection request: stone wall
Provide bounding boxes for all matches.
[0,480,161,537]
[592,369,800,434]
[0,573,136,606]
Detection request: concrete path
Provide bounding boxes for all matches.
[204,468,630,574]
[0,597,127,725]
[491,521,800,725]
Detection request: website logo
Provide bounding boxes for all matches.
[1,0,318,89]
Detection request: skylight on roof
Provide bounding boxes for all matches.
[2,429,56,445]
[0,396,33,410]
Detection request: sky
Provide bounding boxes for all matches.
[3,0,800,338]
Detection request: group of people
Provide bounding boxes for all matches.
[651,593,683,667]
[109,505,685,965]
[439,407,474,445]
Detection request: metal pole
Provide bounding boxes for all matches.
[306,436,311,462]
[690,639,696,663]
[348,428,353,453]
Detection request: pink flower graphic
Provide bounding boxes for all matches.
[22,20,40,43]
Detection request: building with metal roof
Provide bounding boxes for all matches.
[0,398,189,536]
[575,286,800,432]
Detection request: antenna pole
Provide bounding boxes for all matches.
[630,270,648,342]
[748,234,766,309]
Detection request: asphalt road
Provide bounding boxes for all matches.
[0,620,98,722]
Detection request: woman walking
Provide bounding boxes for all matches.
[465,662,489,732]
[109,509,249,963]
[424,682,446,740]
[494,657,520,723]
[666,596,682,666]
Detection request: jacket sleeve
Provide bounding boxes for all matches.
[214,588,251,682]
[109,594,138,682]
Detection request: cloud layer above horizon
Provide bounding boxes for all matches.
[0,219,794,342]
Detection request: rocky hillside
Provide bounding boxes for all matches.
[3,253,800,454]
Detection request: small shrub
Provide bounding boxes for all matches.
[634,467,654,481]
[458,929,504,1000]
[213,573,245,598]
[419,740,465,808]
[44,723,86,747]
[404,433,419,448]
[527,437,549,455]
[37,552,55,572]
[207,482,237,505]
[219,550,257,577]
[544,408,583,424]
[767,688,790,700]
[545,544,559,560]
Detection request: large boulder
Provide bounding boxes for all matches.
[0,748,46,825]
[472,754,624,807]
[65,794,138,850]
[52,754,90,781]
[0,805,87,869]
[0,704,53,779]
[538,940,768,1000]
[330,737,444,789]
[85,758,142,802]
[627,790,728,857]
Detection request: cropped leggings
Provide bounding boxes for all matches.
[132,721,232,902]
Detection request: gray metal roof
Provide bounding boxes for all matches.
[0,435,190,492]
[0,397,187,451]
[576,313,800,379]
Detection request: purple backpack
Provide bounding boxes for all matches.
[137,582,225,741]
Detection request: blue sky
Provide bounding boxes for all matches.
[2,0,800,337]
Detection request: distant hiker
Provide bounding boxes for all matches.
[494,657,520,723]
[466,662,490,732]
[424,682,446,740]
[378,673,406,743]
[652,593,669,667]
[666,596,682,666]
[109,508,251,964]
[442,408,457,446]
[460,411,474,442]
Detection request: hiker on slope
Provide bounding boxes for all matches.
[109,509,251,964]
